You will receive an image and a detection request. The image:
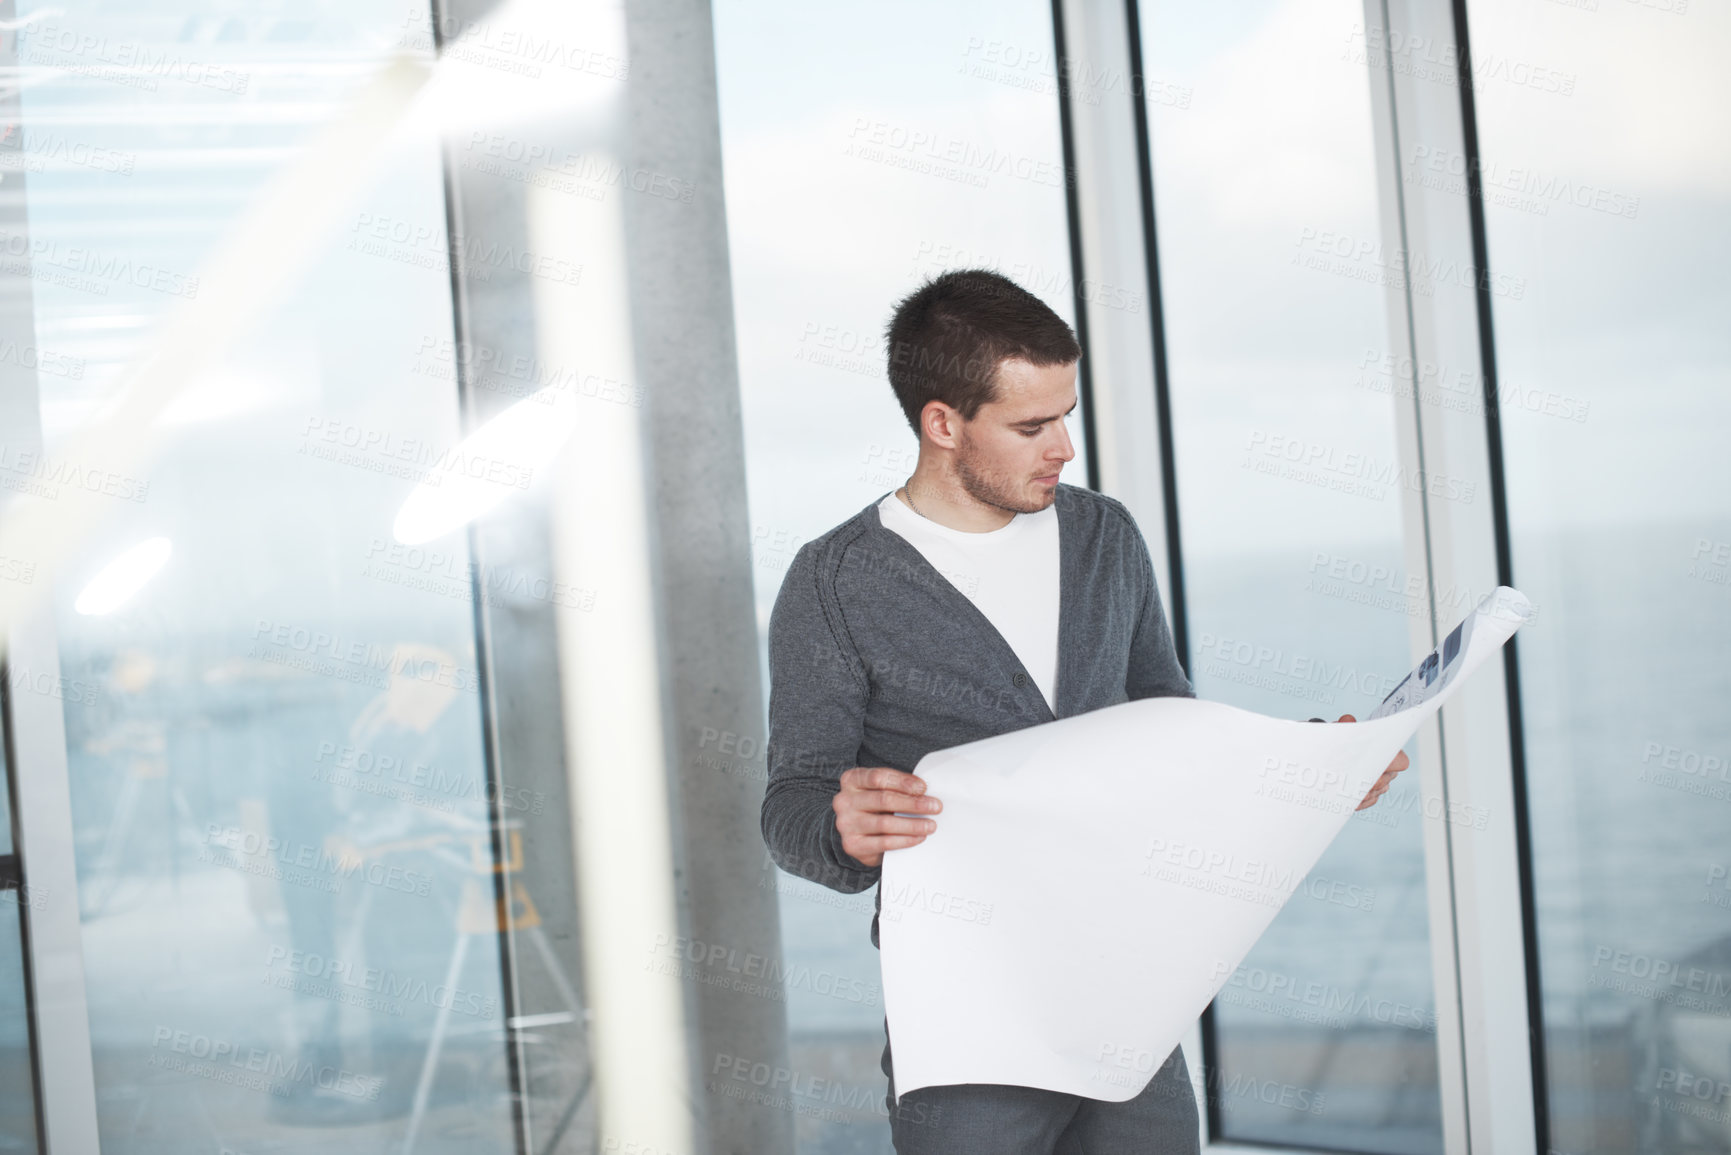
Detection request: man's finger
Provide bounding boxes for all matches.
[845,766,915,792]
[878,768,925,793]
[865,788,940,815]
[852,813,937,837]
[856,833,929,854]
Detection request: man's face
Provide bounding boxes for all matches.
[951,357,1078,514]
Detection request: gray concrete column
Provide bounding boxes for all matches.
[433,0,792,1148]
[619,3,794,1154]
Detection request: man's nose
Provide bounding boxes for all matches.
[1050,422,1076,461]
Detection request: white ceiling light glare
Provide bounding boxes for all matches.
[74,536,172,616]
[390,386,581,546]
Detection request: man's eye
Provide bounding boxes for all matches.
[1018,427,1040,437]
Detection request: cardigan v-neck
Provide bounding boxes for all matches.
[762,482,1194,949]
[872,495,1059,727]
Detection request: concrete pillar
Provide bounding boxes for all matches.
[619,3,795,1152]
[435,0,792,1151]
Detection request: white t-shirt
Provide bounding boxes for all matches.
[877,491,1061,710]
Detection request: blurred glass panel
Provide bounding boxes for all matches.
[714,1,1081,1149]
[8,2,516,1151]
[0,719,39,1154]
[0,747,10,859]
[0,894,39,1155]
[1464,3,1731,1153]
[1139,1,1444,1150]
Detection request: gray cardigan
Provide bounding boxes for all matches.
[760,482,1194,948]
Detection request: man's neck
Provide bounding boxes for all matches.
[897,465,1019,533]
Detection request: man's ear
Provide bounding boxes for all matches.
[921,401,962,450]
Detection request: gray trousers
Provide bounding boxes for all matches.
[880,1019,1200,1154]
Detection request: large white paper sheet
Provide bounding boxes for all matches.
[879,587,1532,1103]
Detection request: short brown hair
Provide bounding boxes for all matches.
[883,269,1081,436]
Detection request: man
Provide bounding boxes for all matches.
[759,269,1406,1154]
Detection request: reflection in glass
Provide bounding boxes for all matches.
[715,0,1081,1149]
[0,715,39,1154]
[1139,0,1444,1150]
[0,899,39,1155]
[10,3,515,1150]
[1466,3,1731,1152]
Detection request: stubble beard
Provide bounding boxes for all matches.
[954,430,1054,516]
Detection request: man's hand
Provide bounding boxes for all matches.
[1333,713,1410,809]
[833,766,942,869]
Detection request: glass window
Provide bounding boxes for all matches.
[0,735,39,1154]
[0,894,39,1155]
[9,3,516,1150]
[1464,3,1731,1152]
[1138,1,1445,1150]
[714,1,1083,1149]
